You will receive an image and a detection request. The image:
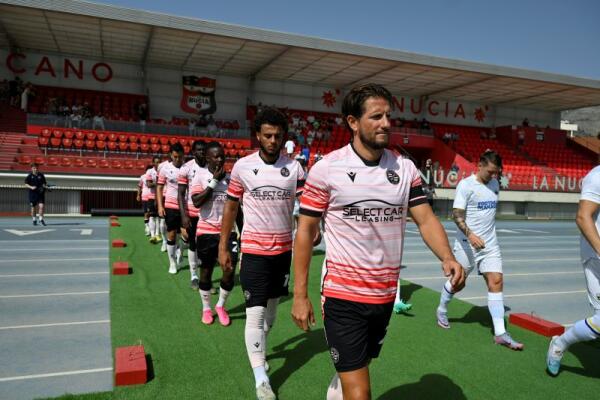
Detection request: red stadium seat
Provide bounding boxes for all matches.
[124,160,135,169]
[62,138,73,149]
[183,145,190,154]
[118,134,127,142]
[50,138,61,148]
[119,142,129,152]
[140,143,150,153]
[63,130,74,139]
[86,132,96,141]
[73,139,84,150]
[159,136,169,145]
[139,135,149,144]
[18,155,32,165]
[169,137,179,145]
[149,136,159,144]
[111,159,123,169]
[75,131,85,140]
[136,160,146,169]
[151,143,161,153]
[61,157,72,167]
[96,140,106,151]
[130,142,139,153]
[41,128,51,138]
[107,142,117,152]
[47,156,59,166]
[86,158,98,168]
[73,158,84,167]
[97,133,107,141]
[85,140,96,151]
[52,130,63,138]
[107,133,118,142]
[161,144,170,154]
[99,159,110,168]
[38,137,49,147]
[34,156,45,165]
[128,135,139,143]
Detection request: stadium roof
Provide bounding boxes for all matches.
[2,0,600,112]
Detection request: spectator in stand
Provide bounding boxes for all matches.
[522,117,530,127]
[137,102,149,132]
[189,118,197,136]
[80,102,92,128]
[92,112,106,131]
[518,129,525,146]
[442,132,452,144]
[20,83,32,112]
[420,118,430,131]
[314,151,323,163]
[284,136,296,157]
[301,144,310,162]
[306,129,315,147]
[207,114,217,137]
[68,109,82,128]
[452,132,459,142]
[421,158,434,184]
[8,77,21,107]
[296,132,305,146]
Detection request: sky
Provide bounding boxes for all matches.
[97,0,600,80]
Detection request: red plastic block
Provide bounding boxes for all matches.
[111,221,121,227]
[113,261,130,275]
[115,345,147,386]
[112,239,126,248]
[509,313,565,337]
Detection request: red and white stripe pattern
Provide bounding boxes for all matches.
[158,161,181,210]
[227,151,305,255]
[300,144,426,304]
[177,159,205,217]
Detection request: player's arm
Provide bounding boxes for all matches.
[156,183,165,217]
[178,184,190,228]
[291,213,320,331]
[452,208,484,249]
[218,199,239,271]
[576,200,600,255]
[136,183,142,202]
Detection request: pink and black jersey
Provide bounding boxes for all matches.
[190,168,229,236]
[300,144,426,304]
[145,168,158,200]
[158,162,182,210]
[177,159,205,218]
[227,152,305,255]
[140,169,155,201]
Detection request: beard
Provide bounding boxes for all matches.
[358,129,388,150]
[259,141,281,157]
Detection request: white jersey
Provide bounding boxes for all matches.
[453,174,500,254]
[580,166,600,262]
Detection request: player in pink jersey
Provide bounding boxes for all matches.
[157,142,186,274]
[292,84,465,400]
[145,156,162,243]
[157,157,172,251]
[218,107,309,400]
[138,156,161,239]
[191,141,241,326]
[135,171,150,236]
[178,140,206,289]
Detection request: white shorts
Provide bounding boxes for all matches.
[583,258,600,311]
[453,239,502,276]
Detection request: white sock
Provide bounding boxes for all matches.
[264,298,279,336]
[188,250,198,279]
[395,281,402,303]
[326,373,343,400]
[438,280,454,313]
[216,287,231,308]
[555,314,600,352]
[149,217,156,237]
[160,218,167,238]
[245,306,267,381]
[167,243,177,265]
[32,216,36,221]
[488,292,506,336]
[199,289,211,311]
[38,215,44,221]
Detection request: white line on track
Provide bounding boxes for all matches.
[515,229,550,233]
[0,272,109,278]
[460,290,586,301]
[405,257,579,266]
[0,320,110,331]
[403,270,582,281]
[403,247,577,255]
[0,239,105,243]
[0,257,108,263]
[0,290,109,299]
[0,367,113,383]
[0,247,106,252]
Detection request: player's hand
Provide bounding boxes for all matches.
[468,233,485,249]
[181,214,190,229]
[213,165,226,182]
[218,247,232,271]
[441,258,466,291]
[313,230,322,246]
[136,195,141,202]
[291,295,316,331]
[158,206,166,218]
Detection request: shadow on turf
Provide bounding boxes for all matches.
[447,305,511,335]
[146,354,155,382]
[400,281,422,303]
[561,341,600,378]
[378,373,466,399]
[268,328,328,393]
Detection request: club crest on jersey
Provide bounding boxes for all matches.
[281,167,290,177]
[252,169,259,175]
[386,170,400,185]
[244,290,251,300]
[330,347,340,364]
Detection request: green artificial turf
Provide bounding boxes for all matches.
[43,217,600,399]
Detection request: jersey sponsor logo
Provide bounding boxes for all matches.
[386,169,400,184]
[252,168,259,175]
[477,200,497,210]
[211,191,228,202]
[342,199,404,223]
[347,171,357,182]
[280,167,290,177]
[249,185,293,201]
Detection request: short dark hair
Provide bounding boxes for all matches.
[205,141,222,152]
[480,149,502,168]
[342,83,393,131]
[152,155,161,162]
[170,142,184,153]
[30,162,38,167]
[191,140,206,150]
[253,106,288,134]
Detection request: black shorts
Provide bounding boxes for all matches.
[165,208,182,232]
[323,297,393,373]
[29,193,44,207]
[143,199,157,216]
[196,232,239,269]
[240,251,292,308]
[187,216,199,251]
